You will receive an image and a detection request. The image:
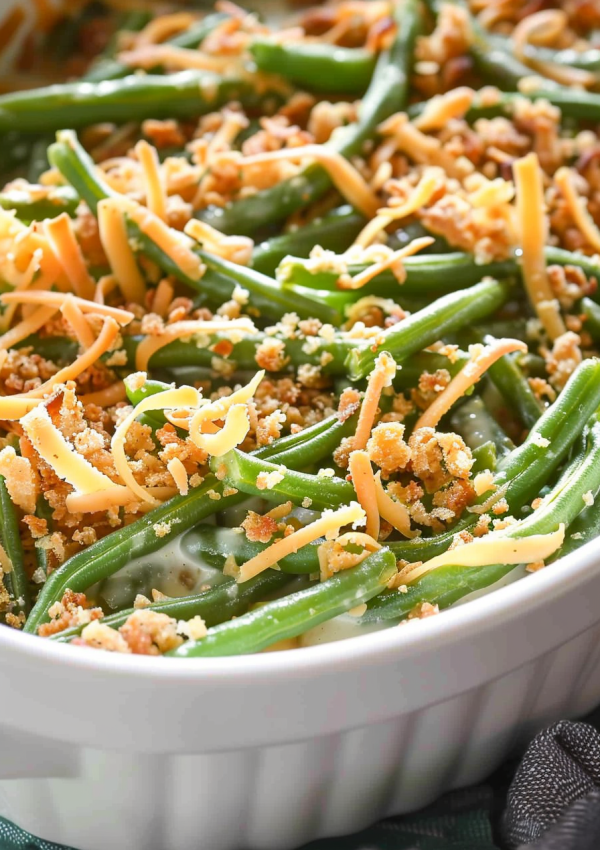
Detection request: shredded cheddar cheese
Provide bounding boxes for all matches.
[403,525,565,583]
[43,213,95,301]
[415,338,528,430]
[348,450,380,540]
[514,153,565,340]
[135,317,256,371]
[239,501,366,582]
[0,290,134,325]
[135,140,167,222]
[97,198,147,305]
[353,352,397,451]
[373,471,416,538]
[340,236,434,290]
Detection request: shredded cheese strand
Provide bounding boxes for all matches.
[349,450,380,540]
[43,213,95,301]
[373,471,416,539]
[97,198,147,305]
[188,371,264,455]
[79,381,127,407]
[1,290,134,325]
[66,486,177,514]
[514,153,565,341]
[21,405,119,495]
[555,166,600,254]
[353,352,397,451]
[167,456,189,496]
[413,87,475,132]
[341,236,434,290]
[152,279,174,318]
[184,219,254,266]
[353,172,440,249]
[111,385,201,504]
[135,140,167,222]
[135,317,256,371]
[239,501,366,582]
[513,12,596,88]
[119,44,234,74]
[220,146,380,218]
[0,304,58,351]
[61,296,95,350]
[415,338,528,430]
[403,525,565,583]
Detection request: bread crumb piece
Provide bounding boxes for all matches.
[583,490,595,507]
[177,615,207,641]
[348,603,367,618]
[153,521,172,538]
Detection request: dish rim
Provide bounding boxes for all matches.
[0,534,597,681]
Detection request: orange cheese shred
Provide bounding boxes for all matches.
[348,450,380,540]
[43,213,95,301]
[135,140,167,222]
[353,352,397,451]
[1,290,134,325]
[555,166,600,254]
[514,153,565,341]
[61,296,95,350]
[0,304,58,351]
[97,198,147,305]
[340,236,434,290]
[373,471,417,538]
[135,317,256,371]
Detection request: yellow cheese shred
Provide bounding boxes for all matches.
[239,501,366,582]
[43,213,95,301]
[353,172,440,248]
[403,525,565,583]
[135,140,167,222]
[119,44,233,74]
[21,405,120,495]
[66,486,177,515]
[97,198,147,305]
[555,166,600,254]
[79,381,127,408]
[348,450,380,540]
[1,290,134,325]
[373,471,417,539]
[340,236,434,290]
[167,457,189,496]
[221,145,380,218]
[514,152,565,341]
[184,219,254,266]
[111,385,201,504]
[413,87,475,132]
[0,304,58,351]
[188,371,264,456]
[135,317,256,371]
[415,338,528,430]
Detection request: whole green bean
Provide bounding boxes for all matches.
[168,548,396,657]
[0,185,79,222]
[463,88,600,123]
[0,476,30,622]
[199,0,422,235]
[251,206,365,277]
[276,252,517,295]
[0,71,286,136]
[346,279,509,380]
[365,419,600,621]
[50,569,293,643]
[249,39,376,95]
[450,395,514,459]
[211,450,354,511]
[480,335,544,430]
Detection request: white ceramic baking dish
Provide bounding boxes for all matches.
[1,539,600,850]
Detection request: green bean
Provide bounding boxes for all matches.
[463,88,600,123]
[249,39,376,95]
[0,476,30,623]
[251,206,365,277]
[0,71,285,136]
[0,185,79,222]
[211,450,354,511]
[199,0,422,235]
[83,13,228,83]
[50,569,293,643]
[24,414,353,633]
[581,297,600,343]
[365,419,600,622]
[392,350,469,389]
[480,336,544,430]
[450,395,514,459]
[276,251,517,295]
[279,246,600,298]
[346,279,509,380]
[168,548,396,657]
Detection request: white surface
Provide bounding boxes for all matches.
[1,538,600,848]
